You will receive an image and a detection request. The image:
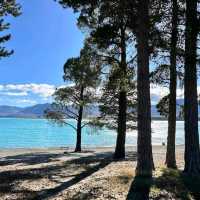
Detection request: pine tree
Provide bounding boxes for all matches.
[150,0,185,169]
[99,65,137,138]
[89,1,136,159]
[135,0,154,177]
[45,43,101,152]
[184,0,200,175]
[0,0,20,59]
[58,0,137,159]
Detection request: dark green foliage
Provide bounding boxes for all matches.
[0,0,21,59]
[57,0,137,159]
[151,64,170,87]
[46,43,100,124]
[45,43,101,151]
[56,0,200,176]
[156,94,184,119]
[150,0,184,84]
[99,67,137,130]
[64,43,101,87]
[57,0,98,11]
[150,64,183,87]
[150,0,184,169]
[156,95,170,118]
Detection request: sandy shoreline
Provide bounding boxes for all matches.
[0,144,184,156]
[0,145,186,200]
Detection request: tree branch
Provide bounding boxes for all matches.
[63,121,77,131]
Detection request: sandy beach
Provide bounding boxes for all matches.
[0,145,189,200]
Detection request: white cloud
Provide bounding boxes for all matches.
[1,91,28,96]
[1,83,198,107]
[26,84,55,98]
[151,84,200,99]
[150,84,169,99]
[150,84,186,105]
[0,83,56,98]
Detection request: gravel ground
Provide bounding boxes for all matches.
[0,146,186,200]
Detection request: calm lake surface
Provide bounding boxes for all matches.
[0,118,186,148]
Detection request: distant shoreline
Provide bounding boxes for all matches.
[0,144,184,153]
[0,145,185,152]
[0,117,184,121]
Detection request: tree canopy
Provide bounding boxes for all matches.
[0,0,21,59]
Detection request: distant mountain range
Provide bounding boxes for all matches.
[0,103,100,118]
[0,99,196,119]
[0,104,52,118]
[0,103,154,118]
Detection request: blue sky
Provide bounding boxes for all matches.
[1,0,84,85]
[0,0,84,107]
[0,0,187,107]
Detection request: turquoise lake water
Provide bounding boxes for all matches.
[0,118,186,148]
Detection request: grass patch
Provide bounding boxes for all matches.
[127,168,199,199]
[109,167,134,185]
[150,186,161,196]
[151,168,192,199]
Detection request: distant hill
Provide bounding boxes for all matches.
[21,104,52,117]
[0,99,197,119]
[0,103,163,119]
[0,103,52,118]
[0,103,100,118]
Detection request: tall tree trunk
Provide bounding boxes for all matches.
[114,91,127,159]
[184,0,200,175]
[166,0,178,169]
[75,86,84,152]
[136,0,154,177]
[114,27,127,159]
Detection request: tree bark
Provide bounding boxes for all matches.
[114,27,127,159]
[136,0,154,177]
[114,91,127,159]
[184,0,200,175]
[166,0,178,169]
[75,86,84,152]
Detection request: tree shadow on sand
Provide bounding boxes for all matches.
[0,152,67,166]
[0,150,137,200]
[0,149,99,167]
[126,168,200,200]
[35,152,114,199]
[35,151,137,200]
[0,151,119,199]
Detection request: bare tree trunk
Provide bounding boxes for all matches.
[136,0,154,177]
[184,0,200,175]
[75,86,84,152]
[114,27,127,159]
[166,0,178,169]
[114,91,127,159]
